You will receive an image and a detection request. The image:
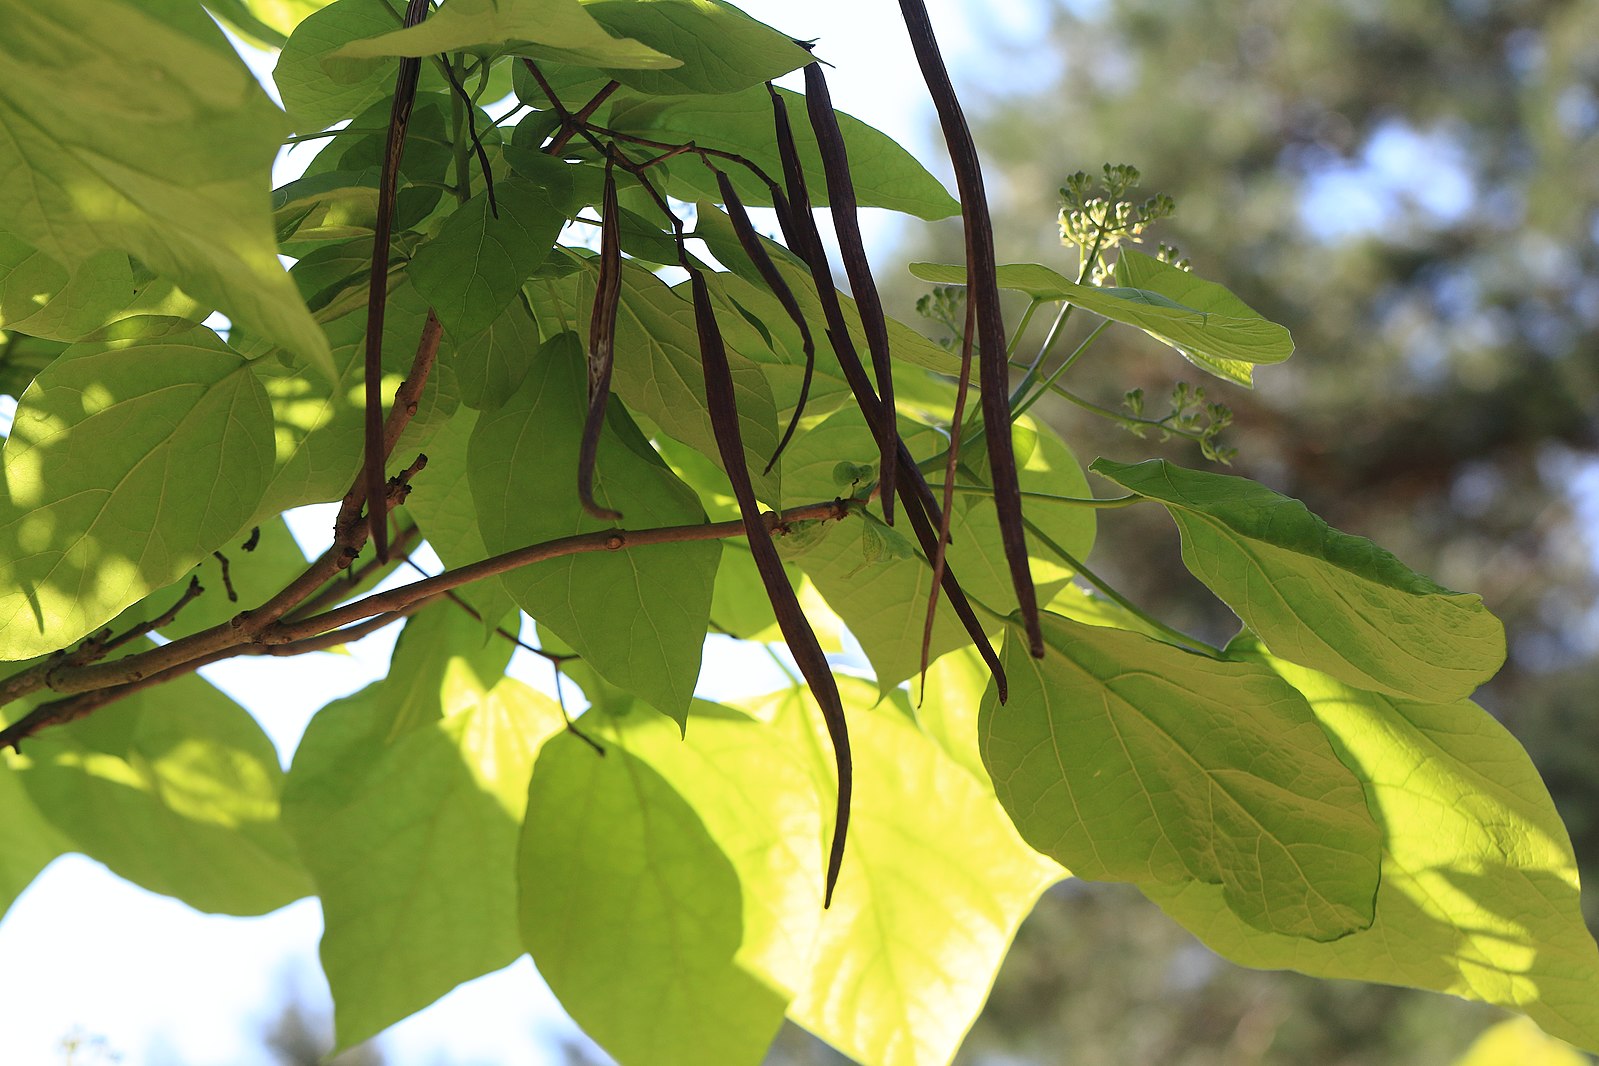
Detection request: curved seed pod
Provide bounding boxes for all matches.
[766,83,1007,700]
[800,63,898,524]
[579,156,623,521]
[710,165,816,474]
[362,0,432,562]
[688,268,852,906]
[897,0,1043,657]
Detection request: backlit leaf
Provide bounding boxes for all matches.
[582,0,811,95]
[910,252,1293,386]
[749,678,1064,1066]
[982,611,1382,941]
[0,322,274,660]
[14,654,311,915]
[284,609,557,1048]
[1093,458,1506,703]
[520,731,788,1066]
[468,332,718,723]
[0,752,68,921]
[1145,645,1599,1053]
[0,0,331,373]
[333,0,676,69]
[0,237,133,343]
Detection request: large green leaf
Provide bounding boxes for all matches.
[468,332,718,723]
[333,0,677,69]
[284,609,558,1049]
[0,0,331,374]
[274,0,405,132]
[1144,644,1599,1053]
[13,653,312,915]
[0,237,133,343]
[408,179,566,341]
[533,260,781,498]
[779,510,973,693]
[453,295,541,411]
[402,408,518,637]
[519,730,789,1066]
[611,87,960,221]
[582,0,810,95]
[0,751,69,921]
[910,250,1293,387]
[0,322,275,660]
[982,611,1382,941]
[1093,458,1506,703]
[749,678,1064,1066]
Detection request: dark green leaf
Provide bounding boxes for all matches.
[409,179,567,340]
[468,332,718,722]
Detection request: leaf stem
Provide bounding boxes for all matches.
[1012,319,1111,419]
[929,484,1141,508]
[1021,516,1221,657]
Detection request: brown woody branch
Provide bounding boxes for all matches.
[0,497,860,750]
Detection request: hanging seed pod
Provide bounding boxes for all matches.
[766,83,1008,700]
[363,0,432,563]
[578,155,623,521]
[801,62,898,525]
[710,165,816,473]
[921,291,977,688]
[688,267,852,906]
[896,0,1044,657]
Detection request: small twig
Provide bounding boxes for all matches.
[212,551,238,603]
[548,80,620,155]
[284,524,423,623]
[241,526,261,552]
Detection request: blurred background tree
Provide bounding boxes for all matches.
[791,0,1599,1062]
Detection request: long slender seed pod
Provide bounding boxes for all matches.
[920,289,977,691]
[766,84,1007,699]
[800,63,898,524]
[896,0,1043,657]
[688,268,852,906]
[579,155,623,521]
[363,0,431,564]
[710,166,816,474]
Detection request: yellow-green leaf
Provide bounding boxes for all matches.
[1145,646,1599,1054]
[0,0,331,373]
[0,322,275,660]
[1093,457,1506,703]
[983,612,1382,941]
